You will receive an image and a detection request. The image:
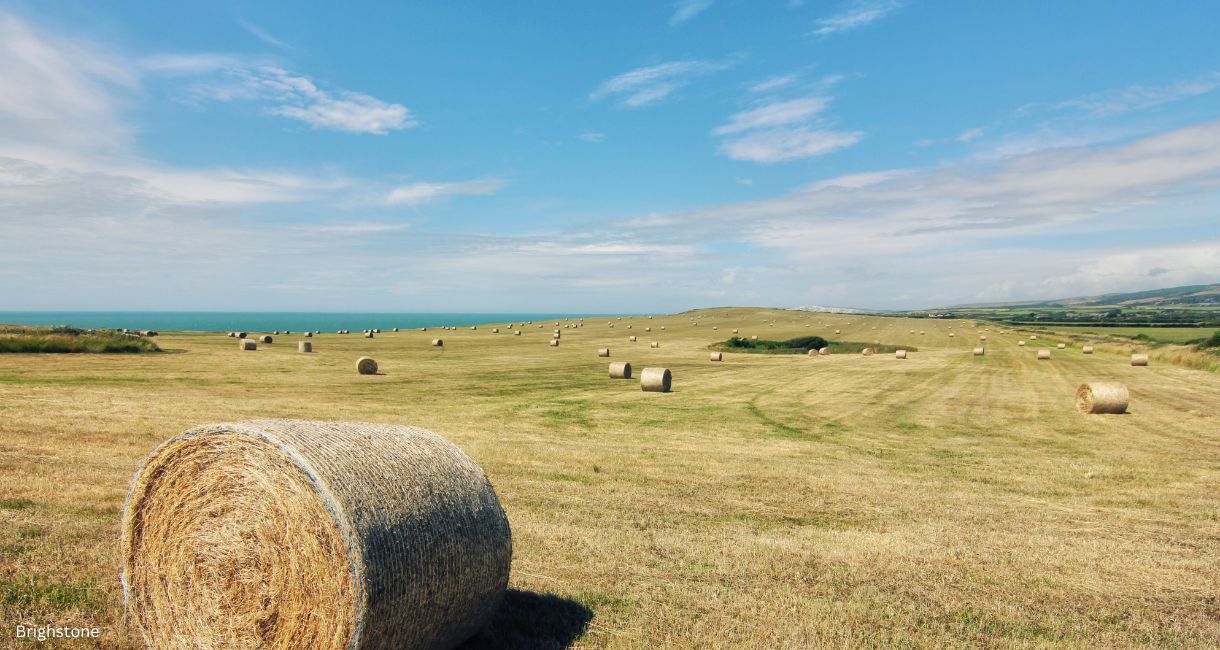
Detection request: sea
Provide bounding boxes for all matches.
[0,312,624,333]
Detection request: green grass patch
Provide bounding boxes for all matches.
[0,577,100,609]
[827,341,915,354]
[0,325,159,353]
[0,498,34,510]
[712,335,828,354]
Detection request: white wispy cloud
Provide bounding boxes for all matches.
[956,127,984,142]
[811,0,903,36]
[591,59,728,108]
[714,98,831,135]
[714,95,860,163]
[579,132,606,143]
[238,19,291,49]
[1055,72,1220,116]
[385,178,507,206]
[669,0,713,25]
[748,73,799,94]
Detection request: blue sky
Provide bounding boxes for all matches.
[1,1,1219,311]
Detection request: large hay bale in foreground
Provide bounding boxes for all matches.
[895,350,907,359]
[240,339,256,351]
[598,348,610,357]
[710,352,723,362]
[1037,349,1051,360]
[121,420,511,650]
[609,362,631,379]
[1131,354,1149,366]
[356,357,378,374]
[298,341,312,353]
[973,347,985,356]
[640,367,671,392]
[1076,382,1129,414]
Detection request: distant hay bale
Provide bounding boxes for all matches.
[1018,341,1027,347]
[834,329,841,334]
[640,368,672,393]
[552,332,561,340]
[598,348,610,357]
[356,357,378,374]
[259,335,273,344]
[470,326,477,331]
[121,420,511,650]
[909,329,915,334]
[645,327,651,332]
[305,332,313,338]
[861,348,874,356]
[365,331,375,338]
[420,328,428,332]
[298,341,312,353]
[1083,345,1094,354]
[732,329,739,334]
[626,325,632,330]
[237,332,248,339]
[979,335,986,341]
[819,347,829,355]
[1030,335,1038,340]
[554,329,561,334]
[712,326,717,330]
[660,326,666,330]
[629,336,637,342]
[650,341,659,348]
[513,330,521,336]
[919,331,925,335]
[751,335,758,340]
[948,333,955,338]
[549,340,559,347]
[609,361,632,379]
[807,349,818,357]
[1037,349,1051,360]
[1076,382,1129,414]
[240,339,256,351]
[1131,354,1149,366]
[1057,343,1066,349]
[710,352,723,362]
[227,332,236,338]
[973,347,985,356]
[273,331,280,335]
[432,339,444,347]
[393,328,399,332]
[895,350,907,359]
[492,328,499,333]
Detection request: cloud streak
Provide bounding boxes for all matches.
[811,0,903,36]
[591,59,728,108]
[385,178,507,206]
[669,0,713,25]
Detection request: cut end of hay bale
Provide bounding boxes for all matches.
[1131,353,1149,366]
[1037,349,1051,359]
[710,352,723,362]
[240,339,256,351]
[121,420,511,650]
[1076,382,1129,414]
[356,356,378,374]
[298,341,312,353]
[640,367,672,392]
[609,361,632,379]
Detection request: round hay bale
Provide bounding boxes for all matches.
[650,341,660,348]
[492,328,499,333]
[305,332,313,338]
[227,332,236,338]
[372,329,380,334]
[948,333,955,338]
[973,347,985,356]
[834,329,841,334]
[1030,335,1038,340]
[420,328,427,332]
[240,339,257,351]
[432,339,444,347]
[549,340,559,347]
[1076,382,1129,414]
[259,335,273,344]
[645,327,651,332]
[710,352,723,362]
[626,325,632,330]
[979,335,986,341]
[919,331,925,335]
[1018,341,1026,347]
[732,329,739,334]
[750,335,758,341]
[861,348,874,356]
[629,336,637,342]
[365,331,375,339]
[470,326,477,331]
[1037,349,1051,360]
[909,330,915,334]
[609,361,632,379]
[513,330,521,336]
[640,368,672,393]
[819,347,829,355]
[237,332,248,339]
[807,349,818,357]
[393,328,399,332]
[552,332,561,340]
[273,331,280,335]
[1057,343,1066,349]
[1131,353,1149,366]
[597,348,610,357]
[356,357,378,374]
[895,350,907,359]
[298,341,312,353]
[120,420,511,650]
[1083,345,1094,354]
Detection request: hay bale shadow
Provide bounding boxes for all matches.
[459,589,592,650]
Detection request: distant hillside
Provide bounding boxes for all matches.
[949,283,1220,309]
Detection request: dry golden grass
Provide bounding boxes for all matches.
[1,307,1218,648]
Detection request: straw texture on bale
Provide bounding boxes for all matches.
[1076,382,1130,414]
[598,348,610,357]
[240,339,256,351]
[710,352,723,361]
[1131,353,1149,366]
[609,362,631,379]
[1037,349,1051,360]
[356,357,378,374]
[1083,345,1094,354]
[121,420,511,650]
[432,339,443,347]
[298,341,312,353]
[260,335,273,344]
[973,347,985,356]
[861,348,874,356]
[895,350,907,359]
[640,367,672,393]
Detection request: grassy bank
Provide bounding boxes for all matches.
[0,326,159,354]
